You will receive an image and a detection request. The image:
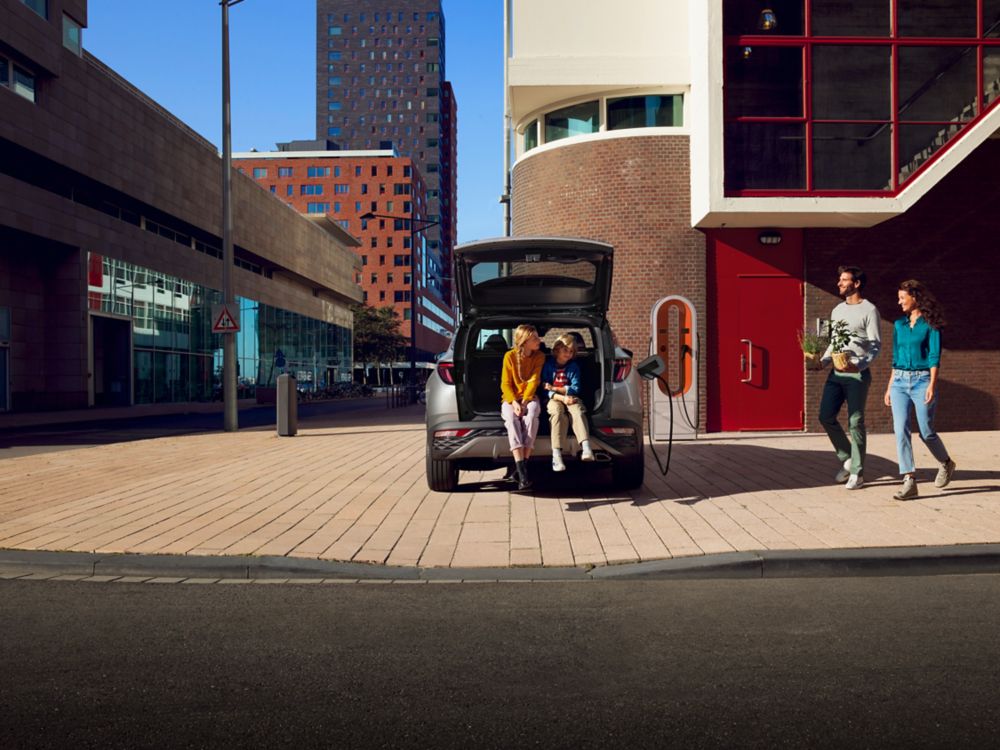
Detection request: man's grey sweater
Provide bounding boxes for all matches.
[821,299,882,371]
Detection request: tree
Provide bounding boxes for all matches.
[352,304,406,385]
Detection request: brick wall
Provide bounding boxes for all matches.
[805,139,1000,432]
[511,135,707,429]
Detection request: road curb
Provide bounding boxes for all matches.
[3,545,1000,582]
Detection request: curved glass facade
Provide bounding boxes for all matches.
[87,254,352,404]
[723,0,1000,195]
[523,93,684,153]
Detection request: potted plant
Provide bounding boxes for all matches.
[827,319,854,371]
[798,328,829,370]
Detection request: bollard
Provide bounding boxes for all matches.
[276,373,298,436]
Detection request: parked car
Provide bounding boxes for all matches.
[424,237,644,491]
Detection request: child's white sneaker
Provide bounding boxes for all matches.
[580,441,595,462]
[552,451,566,472]
[845,473,864,490]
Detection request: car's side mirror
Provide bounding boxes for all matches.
[636,355,665,381]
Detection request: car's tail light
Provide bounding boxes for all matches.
[612,357,632,382]
[596,426,635,436]
[436,361,455,385]
[434,429,472,438]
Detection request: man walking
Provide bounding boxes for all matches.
[817,266,882,489]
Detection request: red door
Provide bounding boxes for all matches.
[709,230,804,432]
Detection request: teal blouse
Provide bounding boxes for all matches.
[892,316,941,370]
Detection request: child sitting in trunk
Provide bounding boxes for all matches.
[542,333,595,472]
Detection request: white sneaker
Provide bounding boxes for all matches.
[834,459,852,483]
[552,452,566,472]
[845,473,864,490]
[580,442,595,462]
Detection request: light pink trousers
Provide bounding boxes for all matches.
[501,399,541,451]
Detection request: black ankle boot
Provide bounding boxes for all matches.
[515,460,532,490]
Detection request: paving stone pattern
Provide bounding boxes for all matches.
[1,407,998,569]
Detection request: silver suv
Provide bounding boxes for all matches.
[424,237,644,491]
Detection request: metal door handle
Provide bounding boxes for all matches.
[740,338,753,383]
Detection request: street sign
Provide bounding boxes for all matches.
[211,304,240,333]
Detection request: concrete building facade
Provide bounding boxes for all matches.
[508,0,1000,433]
[0,0,362,412]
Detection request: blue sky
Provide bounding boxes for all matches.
[85,0,505,244]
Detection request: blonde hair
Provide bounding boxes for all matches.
[552,334,577,358]
[512,324,538,355]
[512,324,538,377]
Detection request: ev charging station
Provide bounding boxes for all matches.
[650,295,698,440]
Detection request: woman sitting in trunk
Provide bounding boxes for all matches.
[500,324,545,490]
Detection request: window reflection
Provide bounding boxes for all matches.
[86,254,351,404]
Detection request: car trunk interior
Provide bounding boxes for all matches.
[461,321,605,422]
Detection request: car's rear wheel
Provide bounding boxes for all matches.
[427,453,459,492]
[611,454,644,489]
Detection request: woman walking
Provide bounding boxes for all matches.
[883,280,956,500]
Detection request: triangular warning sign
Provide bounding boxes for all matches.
[212,306,240,333]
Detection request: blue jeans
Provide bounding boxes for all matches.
[889,369,951,475]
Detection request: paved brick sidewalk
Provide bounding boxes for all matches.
[0,405,998,568]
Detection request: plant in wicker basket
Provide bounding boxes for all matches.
[827,319,854,371]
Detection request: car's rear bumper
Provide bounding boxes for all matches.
[428,418,642,463]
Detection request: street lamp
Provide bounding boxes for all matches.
[220,0,245,432]
[360,210,440,403]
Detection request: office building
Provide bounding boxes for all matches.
[316,0,456,305]
[233,145,453,361]
[1,0,361,413]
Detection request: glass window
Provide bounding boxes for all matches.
[278,167,293,177]
[724,122,805,191]
[722,0,803,35]
[607,95,683,129]
[812,46,891,120]
[898,122,964,184]
[307,202,330,214]
[812,123,892,190]
[12,65,36,103]
[0,58,8,89]
[307,166,330,177]
[725,45,803,117]
[898,0,977,38]
[252,167,267,179]
[327,127,341,136]
[985,49,1000,107]
[544,101,599,142]
[329,26,342,35]
[62,14,82,54]
[988,1,1000,38]
[811,0,890,37]
[301,184,323,195]
[20,0,47,19]
[899,46,978,122]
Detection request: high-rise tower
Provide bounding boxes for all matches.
[316,1,456,308]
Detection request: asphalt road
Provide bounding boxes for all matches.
[2,575,999,749]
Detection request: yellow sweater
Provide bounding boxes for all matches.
[500,349,544,404]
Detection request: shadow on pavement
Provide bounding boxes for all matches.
[0,398,406,456]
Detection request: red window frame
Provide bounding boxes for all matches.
[723,0,1000,197]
